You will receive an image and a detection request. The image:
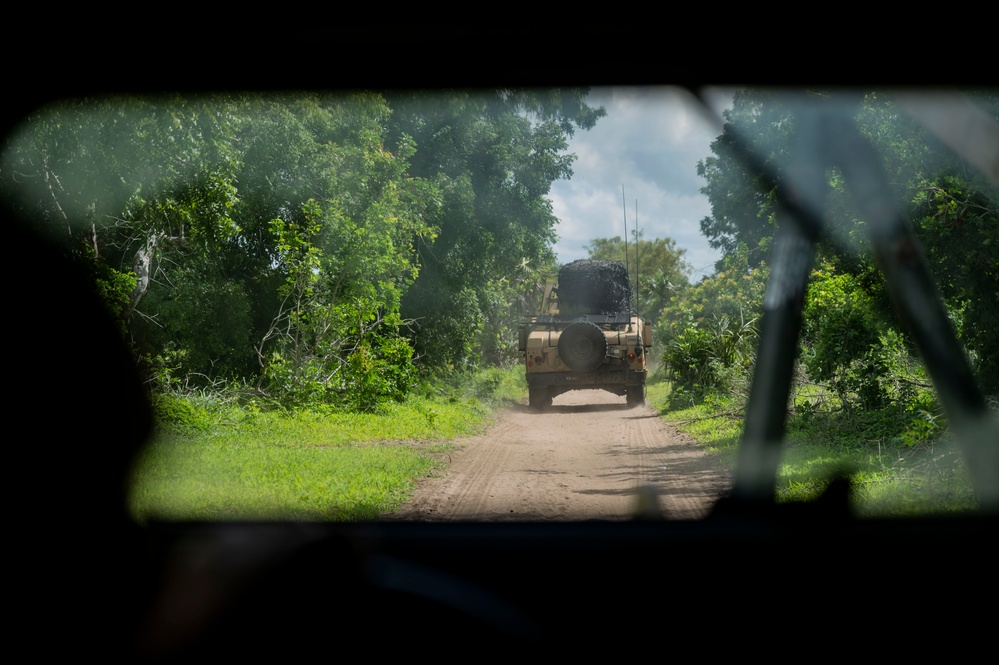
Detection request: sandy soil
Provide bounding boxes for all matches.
[390,389,732,521]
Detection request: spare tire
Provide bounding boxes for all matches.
[558,321,607,372]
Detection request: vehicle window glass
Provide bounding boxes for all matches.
[3,87,995,521]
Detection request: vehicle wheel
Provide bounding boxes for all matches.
[626,386,645,408]
[529,388,552,411]
[558,322,607,372]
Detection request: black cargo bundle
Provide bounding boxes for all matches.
[557,260,632,317]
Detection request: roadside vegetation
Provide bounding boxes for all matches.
[2,91,587,521]
[6,88,994,520]
[645,89,996,516]
[648,377,978,515]
[130,366,526,521]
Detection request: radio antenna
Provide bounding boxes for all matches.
[621,184,630,280]
[634,199,640,322]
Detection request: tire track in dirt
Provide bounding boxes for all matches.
[624,409,731,519]
[389,389,732,521]
[424,418,522,519]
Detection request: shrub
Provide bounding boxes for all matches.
[656,245,765,403]
[151,393,212,434]
[802,265,922,410]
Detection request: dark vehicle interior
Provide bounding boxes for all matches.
[7,49,995,659]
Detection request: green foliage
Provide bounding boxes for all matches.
[696,89,998,384]
[658,315,759,408]
[131,434,443,521]
[342,337,418,410]
[135,257,257,379]
[656,90,994,516]
[900,406,945,448]
[2,93,452,410]
[3,89,601,408]
[89,254,138,336]
[780,390,974,513]
[692,88,998,500]
[656,245,765,404]
[238,98,438,408]
[151,392,212,434]
[406,285,484,371]
[909,175,999,393]
[666,244,768,324]
[2,89,602,411]
[388,90,605,369]
[426,363,528,406]
[696,89,795,269]
[651,377,975,514]
[801,264,922,410]
[646,381,743,466]
[129,366,523,521]
[658,325,718,394]
[144,345,190,392]
[584,232,692,316]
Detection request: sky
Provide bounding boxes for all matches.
[548,87,734,281]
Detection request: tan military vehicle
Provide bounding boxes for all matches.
[519,260,652,410]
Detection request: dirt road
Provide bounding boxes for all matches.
[391,389,732,521]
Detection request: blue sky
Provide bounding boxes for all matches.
[548,87,734,280]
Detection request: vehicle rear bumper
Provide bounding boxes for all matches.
[526,370,646,389]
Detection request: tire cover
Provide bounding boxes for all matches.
[557,260,632,316]
[558,321,607,372]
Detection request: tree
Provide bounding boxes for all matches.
[585,233,691,320]
[250,99,439,406]
[383,89,605,369]
[2,88,611,401]
[2,93,440,407]
[696,89,797,269]
[695,88,999,396]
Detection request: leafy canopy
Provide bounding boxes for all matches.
[585,232,692,319]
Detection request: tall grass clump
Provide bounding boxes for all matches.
[131,364,527,522]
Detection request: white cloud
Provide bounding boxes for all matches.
[549,86,729,279]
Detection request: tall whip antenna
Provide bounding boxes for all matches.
[634,199,640,321]
[622,185,630,274]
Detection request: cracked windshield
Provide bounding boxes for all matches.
[4,87,996,520]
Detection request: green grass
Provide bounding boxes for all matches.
[647,381,742,464]
[647,379,978,515]
[130,367,527,522]
[134,366,979,522]
[130,438,444,520]
[781,408,976,515]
